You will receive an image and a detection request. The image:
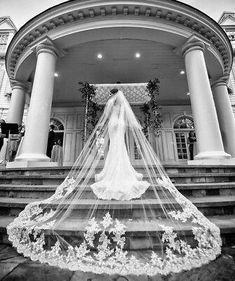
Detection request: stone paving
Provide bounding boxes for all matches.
[0,245,235,281]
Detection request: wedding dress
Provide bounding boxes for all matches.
[91,95,149,200]
[7,90,222,276]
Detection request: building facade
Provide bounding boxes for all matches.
[218,12,235,114]
[2,0,235,167]
[0,17,17,120]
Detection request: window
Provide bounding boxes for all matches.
[174,116,194,129]
[174,116,194,160]
[0,33,9,53]
[175,132,188,160]
[50,118,64,131]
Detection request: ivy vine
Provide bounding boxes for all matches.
[79,79,162,141]
[141,78,162,138]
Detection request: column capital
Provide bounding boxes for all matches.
[182,39,206,57]
[10,79,28,91]
[35,38,59,58]
[211,76,229,89]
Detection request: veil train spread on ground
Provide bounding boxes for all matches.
[7,90,221,276]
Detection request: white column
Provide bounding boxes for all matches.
[182,40,230,161]
[212,78,235,157]
[15,41,58,164]
[7,80,27,124]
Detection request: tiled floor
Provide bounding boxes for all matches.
[0,245,235,281]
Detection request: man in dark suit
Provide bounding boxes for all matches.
[46,124,55,158]
[0,119,6,152]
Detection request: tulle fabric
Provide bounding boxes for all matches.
[7,90,222,276]
[91,95,149,200]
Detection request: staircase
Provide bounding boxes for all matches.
[0,165,235,249]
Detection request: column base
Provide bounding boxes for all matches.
[6,161,58,168]
[15,153,50,162]
[188,158,235,166]
[7,153,58,168]
[194,150,231,160]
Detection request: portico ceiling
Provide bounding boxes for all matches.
[52,38,188,106]
[6,0,233,106]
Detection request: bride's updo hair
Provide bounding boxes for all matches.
[109,88,118,96]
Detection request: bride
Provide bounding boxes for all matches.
[91,89,149,200]
[7,88,222,276]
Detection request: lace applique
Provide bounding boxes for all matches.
[6,89,222,276]
[7,208,221,276]
[52,177,76,201]
[95,130,105,157]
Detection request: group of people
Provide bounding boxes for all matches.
[0,121,63,166]
[1,120,196,165]
[46,124,63,166]
[0,120,25,164]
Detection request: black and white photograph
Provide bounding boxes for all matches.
[0,0,235,280]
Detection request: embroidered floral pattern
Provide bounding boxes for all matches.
[52,177,77,201]
[6,89,222,276]
[7,198,221,276]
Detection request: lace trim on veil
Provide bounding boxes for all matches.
[7,91,222,276]
[7,176,221,276]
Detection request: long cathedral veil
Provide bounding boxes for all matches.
[7,90,221,276]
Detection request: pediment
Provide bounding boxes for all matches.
[221,17,235,25]
[218,13,235,25]
[0,17,16,30]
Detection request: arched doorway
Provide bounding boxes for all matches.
[50,118,64,146]
[173,116,195,161]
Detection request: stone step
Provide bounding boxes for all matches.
[0,196,235,218]
[0,172,235,185]
[1,165,235,176]
[0,182,235,199]
[1,215,235,249]
[1,165,235,251]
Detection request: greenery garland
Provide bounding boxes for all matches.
[79,79,162,141]
[79,82,102,142]
[141,78,162,138]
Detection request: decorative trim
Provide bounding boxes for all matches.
[0,16,17,31]
[6,177,222,276]
[34,37,61,58]
[36,44,58,57]
[5,0,233,79]
[211,76,230,89]
[227,31,235,41]
[218,12,235,25]
[10,79,29,91]
[182,39,205,57]
[93,83,150,105]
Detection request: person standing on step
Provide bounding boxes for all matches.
[187,131,196,160]
[0,119,6,152]
[46,124,55,158]
[50,139,63,166]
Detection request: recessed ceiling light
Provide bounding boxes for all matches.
[135,52,141,58]
[186,92,190,96]
[54,73,59,77]
[180,70,185,75]
[97,53,103,59]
